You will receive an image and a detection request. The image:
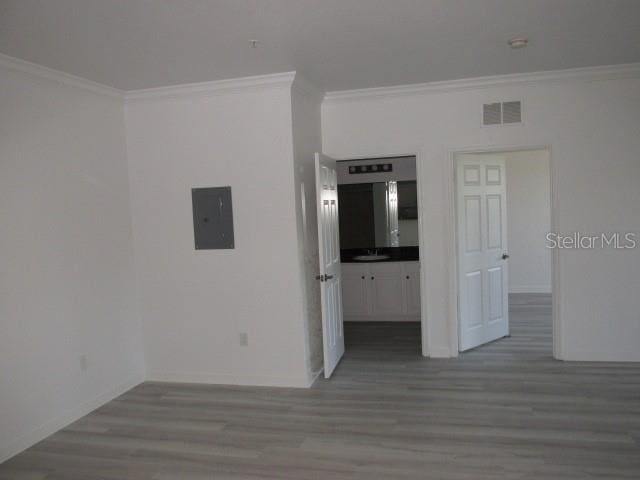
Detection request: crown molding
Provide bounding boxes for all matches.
[291,72,324,102]
[125,71,297,103]
[0,53,123,99]
[324,63,640,104]
[3,50,637,107]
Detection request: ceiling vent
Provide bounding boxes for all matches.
[482,101,521,126]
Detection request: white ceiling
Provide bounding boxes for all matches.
[1,0,639,92]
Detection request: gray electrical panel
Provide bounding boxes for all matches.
[192,187,234,249]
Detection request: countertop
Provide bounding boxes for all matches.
[341,247,419,263]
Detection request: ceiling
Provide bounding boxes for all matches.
[1,0,639,92]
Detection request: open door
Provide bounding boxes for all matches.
[315,152,345,378]
[456,153,509,351]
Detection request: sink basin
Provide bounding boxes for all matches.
[353,254,390,262]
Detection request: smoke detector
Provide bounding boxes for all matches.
[508,37,529,49]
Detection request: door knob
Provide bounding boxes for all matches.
[315,274,334,281]
[502,253,510,260]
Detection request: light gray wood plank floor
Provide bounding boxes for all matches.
[2,294,639,479]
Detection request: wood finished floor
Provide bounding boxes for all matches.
[2,294,640,479]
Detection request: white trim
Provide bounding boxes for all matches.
[548,144,563,360]
[125,71,297,102]
[508,286,552,294]
[562,349,640,363]
[0,53,123,99]
[324,63,640,103]
[0,373,144,464]
[429,346,454,358]
[414,148,430,358]
[3,51,637,106]
[147,371,314,389]
[306,367,324,387]
[292,72,325,102]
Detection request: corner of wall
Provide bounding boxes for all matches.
[0,373,144,465]
[121,101,148,382]
[290,74,325,381]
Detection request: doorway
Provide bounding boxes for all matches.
[315,152,426,378]
[454,147,553,355]
[336,156,423,359]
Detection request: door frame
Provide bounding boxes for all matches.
[448,144,562,359]
[336,149,430,357]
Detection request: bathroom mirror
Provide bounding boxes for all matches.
[338,180,418,249]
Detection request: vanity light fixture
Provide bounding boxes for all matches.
[348,163,394,175]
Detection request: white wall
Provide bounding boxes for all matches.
[0,58,144,462]
[399,220,419,247]
[2,55,639,466]
[505,149,551,293]
[125,75,313,387]
[323,68,640,361]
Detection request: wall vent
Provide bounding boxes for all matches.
[482,101,522,125]
[483,102,502,125]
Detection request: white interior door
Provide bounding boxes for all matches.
[456,154,509,351]
[315,152,345,378]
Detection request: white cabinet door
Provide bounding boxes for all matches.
[369,263,405,316]
[341,264,369,316]
[402,262,421,316]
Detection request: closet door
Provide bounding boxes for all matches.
[456,154,509,351]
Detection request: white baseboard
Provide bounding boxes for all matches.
[562,349,640,362]
[306,367,324,387]
[509,285,552,294]
[0,372,144,464]
[147,371,313,389]
[428,346,453,358]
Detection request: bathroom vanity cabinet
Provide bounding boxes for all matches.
[341,261,420,321]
